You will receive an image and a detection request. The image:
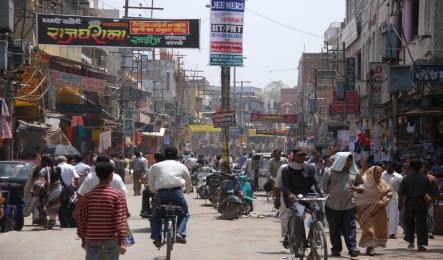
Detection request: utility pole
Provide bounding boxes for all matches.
[314,69,318,144]
[390,0,401,160]
[221,67,231,172]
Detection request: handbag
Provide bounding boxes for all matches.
[60,173,76,201]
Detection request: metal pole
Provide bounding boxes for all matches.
[390,0,401,160]
[124,0,129,17]
[221,67,231,173]
[240,81,244,127]
[314,69,318,144]
[233,67,236,114]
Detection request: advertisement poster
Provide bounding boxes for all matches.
[212,110,236,127]
[37,14,200,48]
[209,0,245,66]
[332,90,359,114]
[49,69,106,93]
[250,112,297,123]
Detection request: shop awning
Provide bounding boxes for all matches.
[141,128,166,137]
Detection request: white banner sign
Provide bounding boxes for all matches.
[209,0,245,66]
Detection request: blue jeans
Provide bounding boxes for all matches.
[85,239,119,260]
[150,189,190,241]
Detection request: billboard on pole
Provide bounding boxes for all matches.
[36,14,200,48]
[209,0,245,66]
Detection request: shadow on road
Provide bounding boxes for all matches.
[383,248,443,259]
[131,227,151,233]
[256,250,288,255]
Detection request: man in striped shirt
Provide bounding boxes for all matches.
[77,162,128,260]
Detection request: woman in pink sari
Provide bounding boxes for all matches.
[354,166,392,256]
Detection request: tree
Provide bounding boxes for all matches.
[262,80,290,102]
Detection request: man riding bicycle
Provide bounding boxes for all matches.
[277,148,325,253]
[148,146,192,248]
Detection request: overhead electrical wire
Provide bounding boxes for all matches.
[245,8,323,39]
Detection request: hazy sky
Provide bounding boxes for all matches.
[105,0,345,88]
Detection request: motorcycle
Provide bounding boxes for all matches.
[218,172,254,220]
[196,166,213,199]
[205,171,223,207]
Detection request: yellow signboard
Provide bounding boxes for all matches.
[188,124,221,133]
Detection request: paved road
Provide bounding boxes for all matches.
[1,185,443,260]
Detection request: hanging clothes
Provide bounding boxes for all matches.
[92,130,100,142]
[134,129,142,146]
[71,116,84,127]
[98,130,112,153]
[0,99,12,139]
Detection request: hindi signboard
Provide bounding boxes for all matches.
[49,69,106,93]
[250,112,297,123]
[370,62,387,105]
[209,0,245,66]
[212,110,236,127]
[413,64,443,83]
[36,14,200,48]
[345,57,355,90]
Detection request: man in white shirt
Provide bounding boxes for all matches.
[73,155,91,186]
[57,156,80,189]
[149,146,191,247]
[56,155,80,227]
[381,160,403,239]
[77,155,128,196]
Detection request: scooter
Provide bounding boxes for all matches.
[205,171,223,207]
[218,173,243,220]
[238,175,254,215]
[196,166,213,199]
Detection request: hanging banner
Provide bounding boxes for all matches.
[36,14,200,48]
[49,69,106,93]
[370,62,387,105]
[345,57,355,90]
[413,64,443,83]
[250,112,297,123]
[209,0,245,66]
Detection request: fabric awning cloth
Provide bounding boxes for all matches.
[141,128,166,137]
[16,120,71,156]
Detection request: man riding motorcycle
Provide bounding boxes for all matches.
[148,146,192,247]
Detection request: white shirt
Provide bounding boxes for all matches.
[148,160,192,193]
[77,171,128,196]
[381,171,403,200]
[58,162,79,187]
[275,164,288,212]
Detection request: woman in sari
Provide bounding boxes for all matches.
[30,157,62,229]
[354,166,392,256]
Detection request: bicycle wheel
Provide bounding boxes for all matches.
[166,221,173,260]
[288,216,305,260]
[309,221,328,260]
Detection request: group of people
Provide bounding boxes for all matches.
[269,148,441,257]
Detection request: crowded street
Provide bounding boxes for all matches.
[2,0,443,260]
[1,183,443,260]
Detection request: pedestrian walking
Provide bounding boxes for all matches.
[399,160,438,251]
[381,160,403,239]
[140,152,164,218]
[77,162,128,260]
[56,155,79,228]
[322,152,364,257]
[113,155,126,183]
[74,155,91,186]
[130,152,149,196]
[421,161,440,239]
[267,149,288,180]
[355,166,392,256]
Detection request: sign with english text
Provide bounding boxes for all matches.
[212,110,237,127]
[209,0,245,66]
[36,14,200,48]
[250,112,297,123]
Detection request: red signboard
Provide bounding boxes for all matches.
[250,112,297,123]
[212,110,236,127]
[332,90,359,114]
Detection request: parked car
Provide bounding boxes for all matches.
[0,161,34,232]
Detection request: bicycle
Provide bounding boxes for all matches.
[286,194,329,260]
[154,204,184,260]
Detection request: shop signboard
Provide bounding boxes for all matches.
[250,112,297,123]
[370,62,387,105]
[389,65,412,93]
[212,110,236,127]
[209,0,245,66]
[123,107,135,137]
[332,90,359,114]
[346,57,355,90]
[413,64,443,83]
[36,14,200,49]
[256,129,289,136]
[49,69,106,93]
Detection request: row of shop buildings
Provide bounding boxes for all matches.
[285,0,443,163]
